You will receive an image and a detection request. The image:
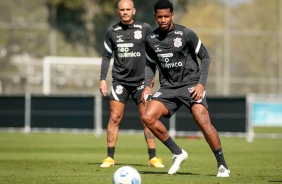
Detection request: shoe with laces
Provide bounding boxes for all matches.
[148,157,165,168]
[217,165,230,177]
[100,156,116,168]
[168,149,188,174]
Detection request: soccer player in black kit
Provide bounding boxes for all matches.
[141,0,230,177]
[99,0,164,168]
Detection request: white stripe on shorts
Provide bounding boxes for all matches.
[111,86,119,101]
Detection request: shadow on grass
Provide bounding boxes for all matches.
[87,163,200,176]
[268,181,282,183]
[87,162,146,167]
[139,170,198,176]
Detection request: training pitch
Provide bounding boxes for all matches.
[0,132,281,184]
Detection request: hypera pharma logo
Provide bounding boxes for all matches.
[117,43,141,58]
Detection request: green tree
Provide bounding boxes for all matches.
[230,0,280,93]
[46,0,97,56]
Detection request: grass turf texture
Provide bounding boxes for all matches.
[0,133,281,184]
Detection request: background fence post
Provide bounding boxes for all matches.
[169,114,176,139]
[95,92,102,137]
[24,93,31,133]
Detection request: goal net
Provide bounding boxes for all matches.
[42,56,112,95]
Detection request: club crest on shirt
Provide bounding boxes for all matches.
[173,37,182,48]
[134,30,142,40]
[115,85,123,95]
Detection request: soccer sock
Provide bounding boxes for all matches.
[213,147,228,169]
[107,147,115,159]
[148,148,156,160]
[163,137,182,155]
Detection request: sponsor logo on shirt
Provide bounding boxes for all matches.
[157,53,183,69]
[117,43,141,58]
[155,48,162,52]
[157,53,173,58]
[114,26,122,31]
[151,34,159,38]
[174,31,183,35]
[154,45,162,52]
[117,37,124,43]
[133,24,142,29]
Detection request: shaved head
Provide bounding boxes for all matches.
[118,0,134,9]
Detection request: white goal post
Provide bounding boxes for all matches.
[42,56,109,136]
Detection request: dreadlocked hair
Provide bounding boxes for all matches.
[154,0,174,13]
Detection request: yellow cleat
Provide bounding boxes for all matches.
[148,157,165,168]
[100,157,116,168]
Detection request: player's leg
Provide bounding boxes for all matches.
[141,99,188,174]
[133,84,165,168]
[107,100,125,148]
[141,100,169,141]
[100,100,125,168]
[138,103,164,168]
[191,103,230,177]
[101,82,129,168]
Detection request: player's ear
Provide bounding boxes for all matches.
[133,8,136,15]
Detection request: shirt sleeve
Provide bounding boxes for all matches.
[100,28,113,81]
[143,23,153,38]
[144,36,157,87]
[185,28,210,86]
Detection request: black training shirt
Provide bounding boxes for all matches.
[100,21,152,86]
[145,24,210,88]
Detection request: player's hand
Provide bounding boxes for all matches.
[99,80,107,96]
[189,83,205,101]
[142,86,152,105]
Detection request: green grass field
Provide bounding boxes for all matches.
[0,132,281,184]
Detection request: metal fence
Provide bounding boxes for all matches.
[0,94,246,139]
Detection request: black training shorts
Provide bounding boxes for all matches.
[110,81,144,105]
[151,84,208,118]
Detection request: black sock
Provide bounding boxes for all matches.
[213,148,228,169]
[163,137,182,155]
[107,147,115,159]
[148,148,156,160]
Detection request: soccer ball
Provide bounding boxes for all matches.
[112,166,141,184]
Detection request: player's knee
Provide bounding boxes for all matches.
[109,112,122,124]
[141,112,155,127]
